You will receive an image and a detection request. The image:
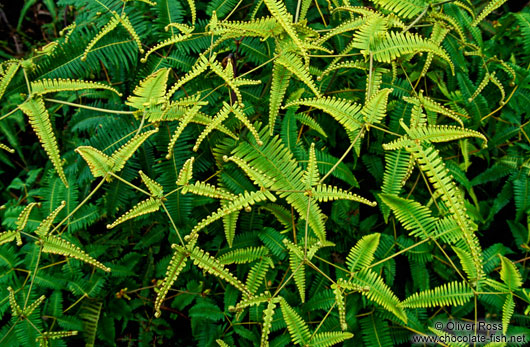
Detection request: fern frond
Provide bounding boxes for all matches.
[111,128,158,171]
[30,78,121,96]
[0,62,19,101]
[295,113,327,138]
[19,96,68,187]
[401,281,473,308]
[40,234,110,272]
[269,63,292,135]
[0,230,20,246]
[309,332,354,347]
[372,32,454,74]
[179,244,252,296]
[285,240,306,302]
[381,150,412,219]
[7,286,23,316]
[82,16,120,61]
[182,181,237,200]
[107,198,162,229]
[499,255,522,290]
[225,155,276,188]
[362,88,393,126]
[16,202,41,231]
[263,0,305,54]
[502,294,514,334]
[219,246,269,264]
[0,143,15,153]
[166,104,202,159]
[331,282,347,330]
[231,103,262,145]
[346,233,380,272]
[416,93,464,126]
[302,143,320,189]
[421,22,450,77]
[166,55,209,99]
[261,299,278,347]
[140,33,193,63]
[277,52,320,97]
[193,102,232,151]
[280,299,311,345]
[35,201,65,237]
[139,170,164,198]
[190,190,276,235]
[209,59,261,104]
[284,96,362,132]
[472,0,507,27]
[371,0,426,19]
[311,184,376,206]
[176,157,194,185]
[118,13,144,53]
[379,194,436,239]
[232,292,273,311]
[36,331,78,346]
[222,208,239,247]
[351,269,407,322]
[406,124,487,147]
[468,73,490,102]
[319,60,367,80]
[24,295,46,317]
[316,18,364,45]
[246,258,272,294]
[126,68,170,109]
[74,146,114,178]
[154,246,188,317]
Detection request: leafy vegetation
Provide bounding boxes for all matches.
[1,0,529,346]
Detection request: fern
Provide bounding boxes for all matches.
[401,281,473,308]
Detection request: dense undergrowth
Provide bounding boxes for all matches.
[1,0,530,346]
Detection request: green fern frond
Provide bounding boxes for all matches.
[111,128,159,171]
[36,331,78,347]
[0,143,15,153]
[19,96,68,187]
[401,281,473,308]
[346,233,381,272]
[302,143,320,189]
[35,201,65,237]
[74,146,114,178]
[190,190,276,235]
[371,0,426,19]
[277,52,320,97]
[309,331,354,347]
[284,240,306,302]
[499,255,522,290]
[222,207,239,247]
[40,234,110,272]
[421,22,450,77]
[24,294,46,317]
[284,97,363,133]
[7,286,23,316]
[316,18,364,45]
[155,246,188,317]
[209,59,261,105]
[0,230,20,246]
[379,194,437,239]
[219,246,269,264]
[311,184,376,206]
[209,16,282,39]
[294,113,327,138]
[193,102,232,151]
[261,299,278,347]
[16,202,41,231]
[263,0,305,54]
[179,244,252,296]
[280,299,311,345]
[502,294,514,334]
[232,103,263,145]
[371,32,454,74]
[176,157,194,186]
[351,269,407,322]
[472,0,507,27]
[0,62,19,101]
[362,88,393,126]
[118,13,144,53]
[30,78,121,96]
[182,181,237,200]
[107,197,162,229]
[232,292,273,311]
[225,155,276,188]
[166,104,202,159]
[139,170,164,198]
[79,300,102,347]
[246,258,272,294]
[319,60,368,80]
[468,72,490,102]
[166,55,209,99]
[331,281,348,330]
[381,150,412,219]
[269,63,292,135]
[415,93,464,126]
[82,15,120,61]
[164,23,194,34]
[452,246,480,285]
[126,68,170,109]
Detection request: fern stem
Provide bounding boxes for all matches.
[109,172,151,196]
[304,195,311,257]
[318,127,364,184]
[402,5,429,34]
[309,301,337,341]
[44,98,136,115]
[306,259,336,285]
[164,186,183,198]
[23,244,43,310]
[161,201,185,245]
[50,176,108,236]
[0,105,21,122]
[294,0,302,22]
[272,260,303,298]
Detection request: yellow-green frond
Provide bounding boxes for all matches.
[75,146,114,178]
[280,299,311,345]
[176,157,195,186]
[311,184,376,206]
[154,246,188,317]
[309,331,354,347]
[345,233,380,272]
[277,52,320,97]
[82,16,120,61]
[472,0,507,27]
[107,198,162,229]
[0,62,19,101]
[141,34,193,63]
[499,255,523,290]
[139,170,164,198]
[16,202,41,231]
[30,78,121,96]
[111,128,159,172]
[268,62,292,135]
[35,201,65,237]
[193,102,232,151]
[0,230,20,246]
[401,281,473,308]
[182,181,237,200]
[302,143,320,188]
[126,68,170,109]
[362,88,393,126]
